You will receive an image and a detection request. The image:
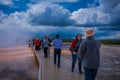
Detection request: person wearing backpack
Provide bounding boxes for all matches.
[70,34,83,74]
[35,38,41,51]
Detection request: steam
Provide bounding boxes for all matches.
[0,11,36,47]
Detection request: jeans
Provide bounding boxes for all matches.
[54,49,61,68]
[71,54,82,73]
[84,68,98,80]
[44,47,48,58]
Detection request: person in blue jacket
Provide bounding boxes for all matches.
[53,34,63,68]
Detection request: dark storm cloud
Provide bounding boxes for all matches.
[98,25,120,31]
[99,0,120,26]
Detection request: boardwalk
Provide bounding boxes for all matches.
[0,46,38,80]
[35,45,120,80]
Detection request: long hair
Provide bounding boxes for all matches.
[75,34,82,42]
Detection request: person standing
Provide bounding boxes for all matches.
[43,35,49,58]
[77,28,101,80]
[48,36,52,57]
[35,38,41,51]
[70,34,83,73]
[53,34,63,68]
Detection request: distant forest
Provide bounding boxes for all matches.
[63,39,120,45]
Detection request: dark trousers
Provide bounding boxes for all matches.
[54,49,61,68]
[84,68,98,80]
[44,47,48,58]
[35,46,40,51]
[71,54,82,73]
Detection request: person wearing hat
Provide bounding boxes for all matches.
[77,28,101,80]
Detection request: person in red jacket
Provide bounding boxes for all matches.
[35,38,41,51]
[70,34,83,74]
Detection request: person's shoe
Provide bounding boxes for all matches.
[58,66,60,68]
[54,63,56,65]
[79,71,83,74]
[71,69,74,72]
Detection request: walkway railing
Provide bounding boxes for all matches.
[31,46,42,80]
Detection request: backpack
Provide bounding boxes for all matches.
[36,40,40,46]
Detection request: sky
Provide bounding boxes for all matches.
[0,0,120,47]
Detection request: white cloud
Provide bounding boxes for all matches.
[0,11,8,24]
[0,0,13,6]
[71,0,120,26]
[71,6,110,25]
[27,2,75,26]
